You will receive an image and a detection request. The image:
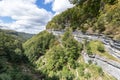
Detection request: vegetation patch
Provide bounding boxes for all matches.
[85,40,120,62]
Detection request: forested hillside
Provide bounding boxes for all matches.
[0,32,43,80]
[23,31,56,62]
[23,29,116,80]
[1,0,120,80]
[46,0,120,40]
[0,29,34,42]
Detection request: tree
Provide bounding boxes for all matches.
[61,66,74,80]
[0,73,12,80]
[0,32,24,63]
[69,0,86,4]
[97,44,105,53]
[103,0,117,4]
[23,31,56,62]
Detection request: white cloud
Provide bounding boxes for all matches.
[44,0,74,14]
[52,0,74,14]
[44,0,53,4]
[0,0,74,34]
[0,0,53,34]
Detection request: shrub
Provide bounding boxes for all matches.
[97,67,103,76]
[84,72,91,79]
[0,73,11,80]
[86,43,93,55]
[97,44,105,53]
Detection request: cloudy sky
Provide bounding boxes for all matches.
[0,0,74,34]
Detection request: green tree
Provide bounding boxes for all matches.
[0,73,12,80]
[23,31,56,62]
[97,44,105,53]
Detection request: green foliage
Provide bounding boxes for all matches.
[0,73,11,80]
[78,64,85,76]
[85,41,93,55]
[35,30,83,79]
[45,45,66,71]
[103,0,117,4]
[23,31,56,62]
[0,32,37,80]
[46,0,120,40]
[1,12,116,80]
[97,44,105,53]
[62,28,72,42]
[0,68,33,80]
[39,32,82,71]
[62,29,82,67]
[22,29,116,80]
[0,29,34,42]
[86,46,93,55]
[84,72,91,79]
[69,0,87,5]
[13,72,32,80]
[47,0,101,31]
[97,67,103,76]
[0,32,26,63]
[61,66,74,80]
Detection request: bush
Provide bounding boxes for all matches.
[97,44,105,53]
[0,73,12,80]
[84,72,91,79]
[88,60,92,64]
[78,64,85,76]
[14,73,32,80]
[103,0,117,4]
[23,31,56,62]
[97,67,103,76]
[86,43,93,55]
[61,67,74,80]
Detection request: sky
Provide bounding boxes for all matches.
[0,0,74,34]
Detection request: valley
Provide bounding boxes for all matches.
[48,30,120,79]
[0,0,120,80]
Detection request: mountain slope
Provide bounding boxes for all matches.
[1,0,119,79]
[0,32,44,80]
[23,30,116,80]
[46,0,120,40]
[0,29,34,42]
[23,31,57,62]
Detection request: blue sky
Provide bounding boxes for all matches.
[36,0,54,13]
[0,0,53,23]
[0,16,15,23]
[0,0,73,33]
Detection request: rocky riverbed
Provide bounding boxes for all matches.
[48,30,120,79]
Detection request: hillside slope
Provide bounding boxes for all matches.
[46,0,120,40]
[23,30,116,80]
[0,32,43,80]
[23,31,56,63]
[0,29,34,42]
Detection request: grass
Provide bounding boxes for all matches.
[75,56,116,80]
[75,61,116,80]
[87,40,120,63]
